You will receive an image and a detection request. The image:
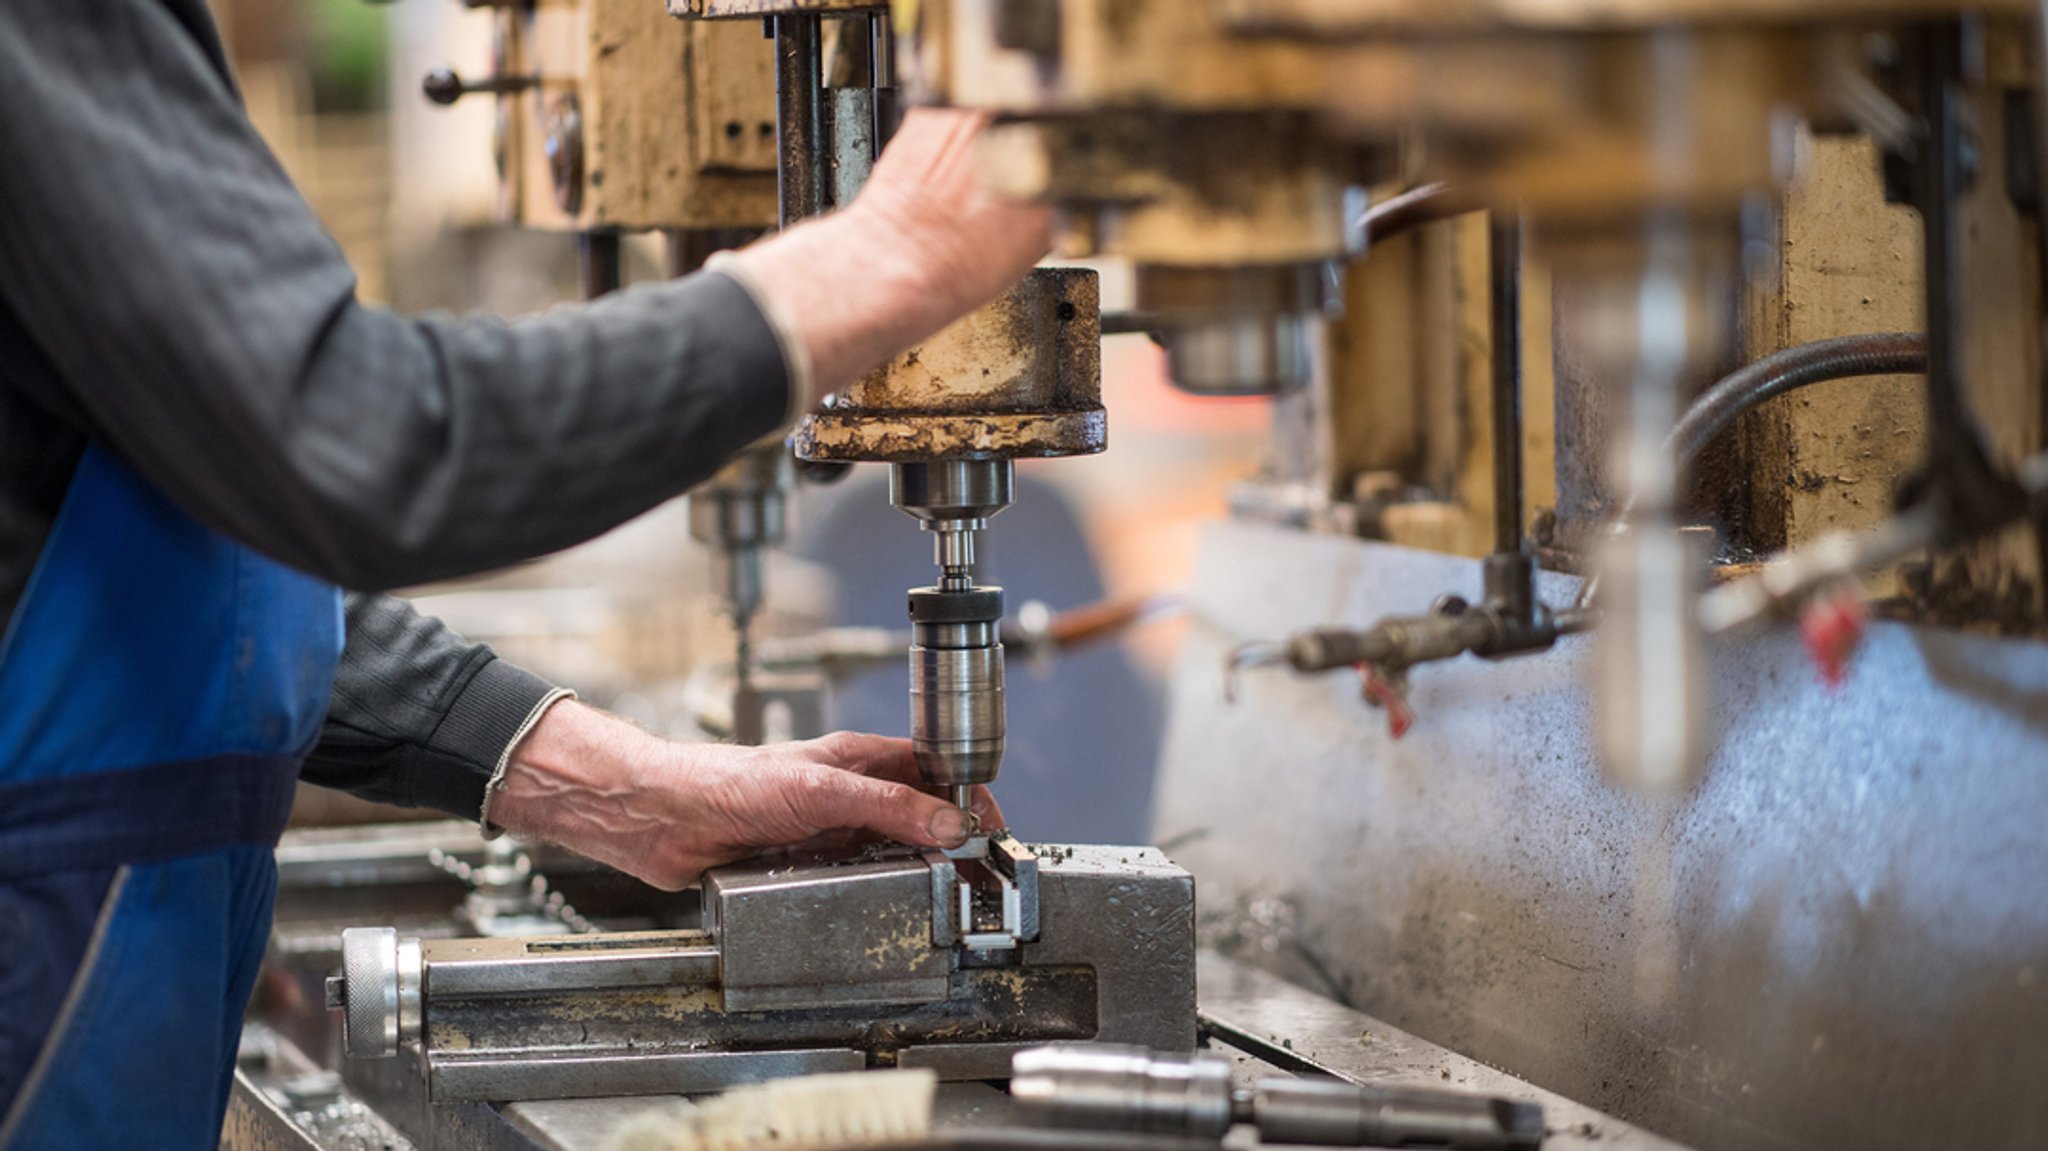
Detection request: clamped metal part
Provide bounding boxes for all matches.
[931,832,1040,952]
[1011,1044,1545,1151]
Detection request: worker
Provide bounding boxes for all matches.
[0,2,1046,1146]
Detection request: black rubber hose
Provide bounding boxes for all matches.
[1577,331,1927,610]
[1670,332,1926,476]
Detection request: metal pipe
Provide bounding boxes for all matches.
[870,11,900,152]
[1488,214,1525,558]
[1668,332,1925,470]
[1909,22,2026,540]
[1577,332,1928,608]
[1357,182,1479,247]
[774,14,828,227]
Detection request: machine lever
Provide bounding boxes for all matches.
[421,66,538,106]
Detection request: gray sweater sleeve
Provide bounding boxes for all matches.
[0,0,791,591]
[0,0,793,812]
[303,594,560,820]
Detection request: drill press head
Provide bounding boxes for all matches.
[788,270,1101,825]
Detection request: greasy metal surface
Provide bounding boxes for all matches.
[1018,844,1198,1056]
[1198,954,1689,1151]
[422,931,720,995]
[708,855,951,1009]
[680,0,880,15]
[432,1048,868,1104]
[420,960,1096,1078]
[797,411,1108,463]
[794,268,1104,463]
[225,1023,417,1151]
[1155,520,2048,1151]
[502,1096,684,1151]
[362,1083,1228,1151]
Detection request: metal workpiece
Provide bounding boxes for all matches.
[330,845,1195,1105]
[793,268,1104,463]
[933,832,1041,952]
[1011,1045,1544,1151]
[1011,1046,1234,1137]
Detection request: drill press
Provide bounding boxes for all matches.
[792,257,1103,820]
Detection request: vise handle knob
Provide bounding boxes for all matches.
[421,66,537,106]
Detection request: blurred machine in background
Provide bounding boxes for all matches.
[230,2,2048,1151]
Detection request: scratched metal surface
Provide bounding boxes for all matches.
[1197,953,1692,1150]
[1152,520,2048,1151]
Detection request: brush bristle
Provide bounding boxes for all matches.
[604,1069,938,1151]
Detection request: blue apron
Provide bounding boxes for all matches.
[0,446,340,1148]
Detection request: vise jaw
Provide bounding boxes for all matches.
[708,833,1040,1012]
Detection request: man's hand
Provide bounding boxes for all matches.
[718,107,1055,398]
[487,700,1004,891]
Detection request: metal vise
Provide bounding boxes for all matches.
[327,840,1194,1104]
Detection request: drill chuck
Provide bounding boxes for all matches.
[908,586,1005,793]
